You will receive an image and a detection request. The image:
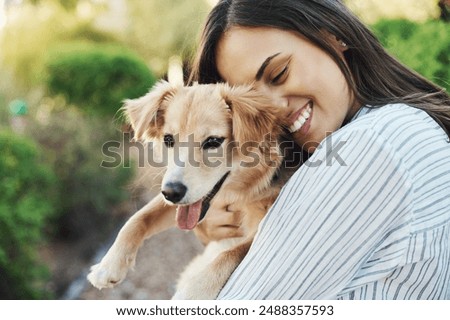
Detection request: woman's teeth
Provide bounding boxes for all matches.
[289,105,312,133]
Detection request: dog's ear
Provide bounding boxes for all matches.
[219,84,284,144]
[123,80,177,140]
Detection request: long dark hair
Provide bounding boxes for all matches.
[189,0,450,137]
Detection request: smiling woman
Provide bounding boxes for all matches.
[216,27,356,152]
[189,0,450,300]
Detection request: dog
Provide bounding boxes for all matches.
[87,81,302,299]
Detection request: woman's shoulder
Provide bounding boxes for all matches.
[324,103,450,174]
[343,103,447,146]
[350,103,434,130]
[330,103,450,184]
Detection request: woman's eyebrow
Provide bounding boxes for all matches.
[255,52,281,80]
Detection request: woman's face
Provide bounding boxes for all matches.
[216,26,359,152]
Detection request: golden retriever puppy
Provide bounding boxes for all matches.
[87,81,301,299]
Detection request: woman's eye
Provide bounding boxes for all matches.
[271,65,288,85]
[163,134,175,148]
[202,136,225,150]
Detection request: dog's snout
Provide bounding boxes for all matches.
[161,182,187,203]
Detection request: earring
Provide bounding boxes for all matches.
[339,40,347,47]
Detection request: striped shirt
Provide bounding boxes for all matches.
[218,103,450,299]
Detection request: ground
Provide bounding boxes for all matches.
[79,227,203,299]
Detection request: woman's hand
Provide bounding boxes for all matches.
[194,200,244,245]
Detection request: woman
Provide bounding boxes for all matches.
[191,0,450,299]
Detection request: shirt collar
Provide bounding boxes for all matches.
[349,105,373,123]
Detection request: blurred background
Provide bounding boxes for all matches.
[0,0,448,299]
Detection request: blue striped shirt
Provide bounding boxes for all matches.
[218,103,450,299]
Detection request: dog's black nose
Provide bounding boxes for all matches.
[161,182,187,203]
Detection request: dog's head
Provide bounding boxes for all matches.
[124,80,286,229]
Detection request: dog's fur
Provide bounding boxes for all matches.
[87,81,300,299]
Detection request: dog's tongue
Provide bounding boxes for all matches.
[176,200,202,230]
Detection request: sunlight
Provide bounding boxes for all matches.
[206,0,219,7]
[0,0,6,29]
[168,55,184,86]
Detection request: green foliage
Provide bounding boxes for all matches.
[31,0,79,11]
[0,94,7,126]
[372,19,450,91]
[0,3,118,89]
[25,101,132,240]
[45,43,156,117]
[345,0,440,23]
[0,130,57,299]
[126,0,209,75]
[373,19,420,43]
[67,23,119,43]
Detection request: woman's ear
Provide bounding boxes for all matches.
[320,29,349,57]
[123,80,177,140]
[329,33,348,54]
[219,84,284,144]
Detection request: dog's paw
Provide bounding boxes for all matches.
[87,254,135,289]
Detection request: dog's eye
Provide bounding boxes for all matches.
[202,136,225,150]
[164,134,175,148]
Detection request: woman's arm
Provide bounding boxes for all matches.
[218,126,414,299]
